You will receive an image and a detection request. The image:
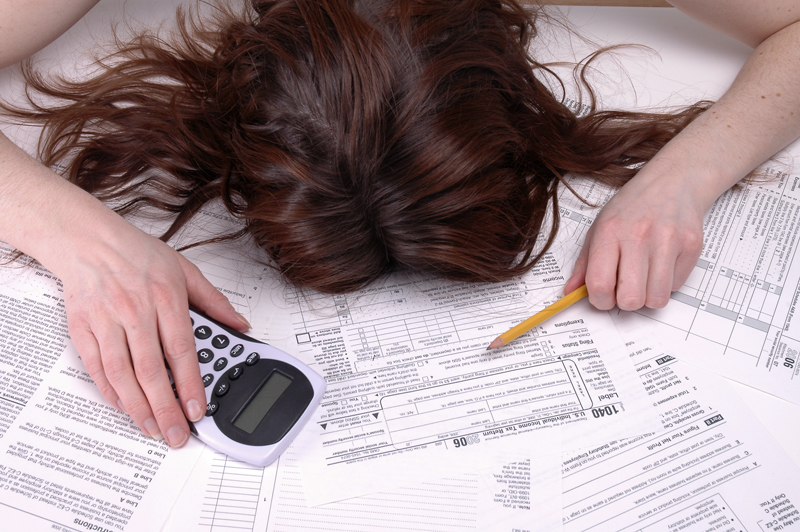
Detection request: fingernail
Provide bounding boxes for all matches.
[235,312,252,330]
[144,418,162,441]
[117,400,127,413]
[186,399,204,422]
[166,426,188,448]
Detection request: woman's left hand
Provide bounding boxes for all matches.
[564,161,706,311]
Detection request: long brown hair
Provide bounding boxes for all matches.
[5,0,708,292]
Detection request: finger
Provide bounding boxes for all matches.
[615,241,648,311]
[644,245,676,309]
[179,254,251,331]
[583,241,621,311]
[673,232,704,292]
[565,243,589,295]
[157,300,206,424]
[126,319,192,448]
[69,321,123,412]
[93,322,162,441]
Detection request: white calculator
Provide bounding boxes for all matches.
[178,308,326,466]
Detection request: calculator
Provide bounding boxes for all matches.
[177,308,326,466]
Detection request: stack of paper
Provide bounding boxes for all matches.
[2,3,800,532]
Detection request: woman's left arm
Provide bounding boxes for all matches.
[565,0,800,311]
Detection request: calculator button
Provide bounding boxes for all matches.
[214,358,228,372]
[212,335,230,349]
[202,374,214,387]
[227,365,243,380]
[194,326,212,340]
[190,317,194,326]
[215,382,230,397]
[205,402,219,416]
[245,352,260,366]
[197,349,214,364]
[230,344,244,358]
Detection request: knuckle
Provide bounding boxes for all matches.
[598,215,624,234]
[102,356,131,385]
[111,297,146,322]
[646,294,670,309]
[586,276,615,299]
[149,400,181,424]
[628,223,655,245]
[682,230,704,254]
[94,380,118,402]
[123,396,152,418]
[589,296,614,311]
[133,356,168,383]
[657,221,680,240]
[617,293,645,311]
[150,282,179,307]
[163,335,196,360]
[81,353,104,375]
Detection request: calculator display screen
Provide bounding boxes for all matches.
[233,371,293,434]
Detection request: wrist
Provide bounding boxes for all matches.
[0,132,129,275]
[634,138,744,215]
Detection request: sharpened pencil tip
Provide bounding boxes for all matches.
[487,337,505,350]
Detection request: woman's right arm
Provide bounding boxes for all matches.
[0,0,250,447]
[0,0,101,70]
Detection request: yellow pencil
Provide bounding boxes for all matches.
[487,284,589,350]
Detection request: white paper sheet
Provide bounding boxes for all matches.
[562,337,800,532]
[164,445,562,532]
[476,459,562,532]
[612,171,800,404]
[0,250,203,531]
[283,266,658,505]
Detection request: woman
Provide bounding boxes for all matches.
[0,0,798,449]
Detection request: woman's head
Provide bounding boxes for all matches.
[225,0,559,291]
[9,0,706,292]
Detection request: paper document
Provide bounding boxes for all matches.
[612,171,800,404]
[0,248,203,532]
[164,446,561,532]
[562,336,800,531]
[281,270,656,505]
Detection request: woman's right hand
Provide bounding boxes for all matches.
[1,0,252,447]
[58,220,250,447]
[0,132,249,447]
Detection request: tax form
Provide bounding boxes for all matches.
[562,337,800,532]
[551,164,800,405]
[277,269,657,505]
[164,446,562,532]
[615,171,800,404]
[0,248,203,532]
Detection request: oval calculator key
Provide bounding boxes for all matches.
[198,349,214,364]
[173,308,326,467]
[212,334,230,349]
